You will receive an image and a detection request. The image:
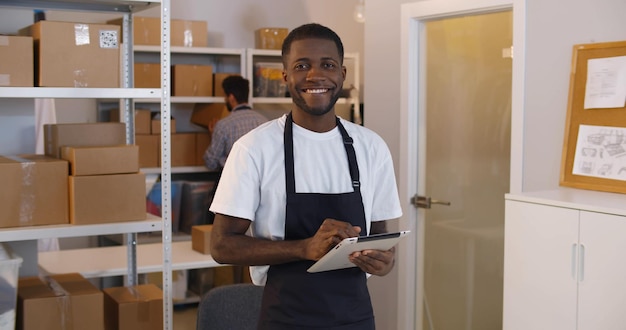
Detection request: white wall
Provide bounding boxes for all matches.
[521,0,626,192]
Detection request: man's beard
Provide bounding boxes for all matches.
[290,88,342,117]
[225,102,233,111]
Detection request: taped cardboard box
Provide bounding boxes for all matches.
[103,284,162,330]
[61,145,139,176]
[0,155,68,228]
[108,17,207,47]
[17,273,104,330]
[190,103,229,128]
[0,35,33,87]
[255,28,288,50]
[44,122,126,158]
[69,173,146,224]
[19,21,120,87]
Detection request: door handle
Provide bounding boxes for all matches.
[411,195,451,209]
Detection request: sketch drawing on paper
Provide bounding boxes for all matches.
[573,124,626,181]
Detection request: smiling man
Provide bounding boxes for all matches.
[208,23,403,330]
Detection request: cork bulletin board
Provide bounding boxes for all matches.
[560,40,626,194]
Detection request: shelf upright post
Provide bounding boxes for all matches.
[121,11,139,287]
[160,0,174,329]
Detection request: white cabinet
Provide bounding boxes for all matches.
[503,189,626,330]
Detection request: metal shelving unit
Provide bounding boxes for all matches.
[0,0,176,329]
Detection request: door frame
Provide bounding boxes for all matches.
[397,0,523,329]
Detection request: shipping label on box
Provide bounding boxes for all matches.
[17,273,104,330]
[103,284,163,330]
[172,64,213,96]
[44,122,126,158]
[0,35,34,87]
[69,173,146,224]
[20,21,120,87]
[0,155,68,228]
[61,145,139,176]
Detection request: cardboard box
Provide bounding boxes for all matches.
[0,35,33,87]
[69,173,146,224]
[0,155,68,228]
[172,64,213,96]
[0,243,23,330]
[255,28,289,50]
[142,270,187,301]
[134,63,160,88]
[212,72,239,97]
[172,19,208,47]
[191,225,213,254]
[17,273,104,330]
[103,284,163,330]
[20,21,120,87]
[61,145,139,176]
[151,118,176,135]
[108,17,207,47]
[108,17,160,46]
[109,108,152,135]
[134,134,159,168]
[44,122,126,158]
[190,103,229,128]
[170,133,196,167]
[195,132,211,166]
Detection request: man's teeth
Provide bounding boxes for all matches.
[305,88,328,94]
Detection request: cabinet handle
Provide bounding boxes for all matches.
[578,244,585,282]
[571,243,577,279]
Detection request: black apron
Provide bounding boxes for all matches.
[257,113,375,330]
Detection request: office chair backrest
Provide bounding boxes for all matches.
[196,283,264,330]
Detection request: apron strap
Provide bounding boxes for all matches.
[336,117,361,191]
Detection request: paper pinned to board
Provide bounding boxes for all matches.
[583,56,626,109]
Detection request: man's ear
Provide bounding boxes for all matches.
[283,71,287,82]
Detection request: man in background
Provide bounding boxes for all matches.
[203,75,267,171]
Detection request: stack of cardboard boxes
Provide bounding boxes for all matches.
[17,272,163,330]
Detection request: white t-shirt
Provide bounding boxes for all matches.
[210,114,403,284]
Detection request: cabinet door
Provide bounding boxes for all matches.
[503,200,579,330]
[578,211,626,330]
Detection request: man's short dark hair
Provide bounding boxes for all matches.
[222,75,249,103]
[281,23,344,65]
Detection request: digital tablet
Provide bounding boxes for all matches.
[307,230,411,273]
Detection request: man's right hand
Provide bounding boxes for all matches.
[304,219,361,261]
